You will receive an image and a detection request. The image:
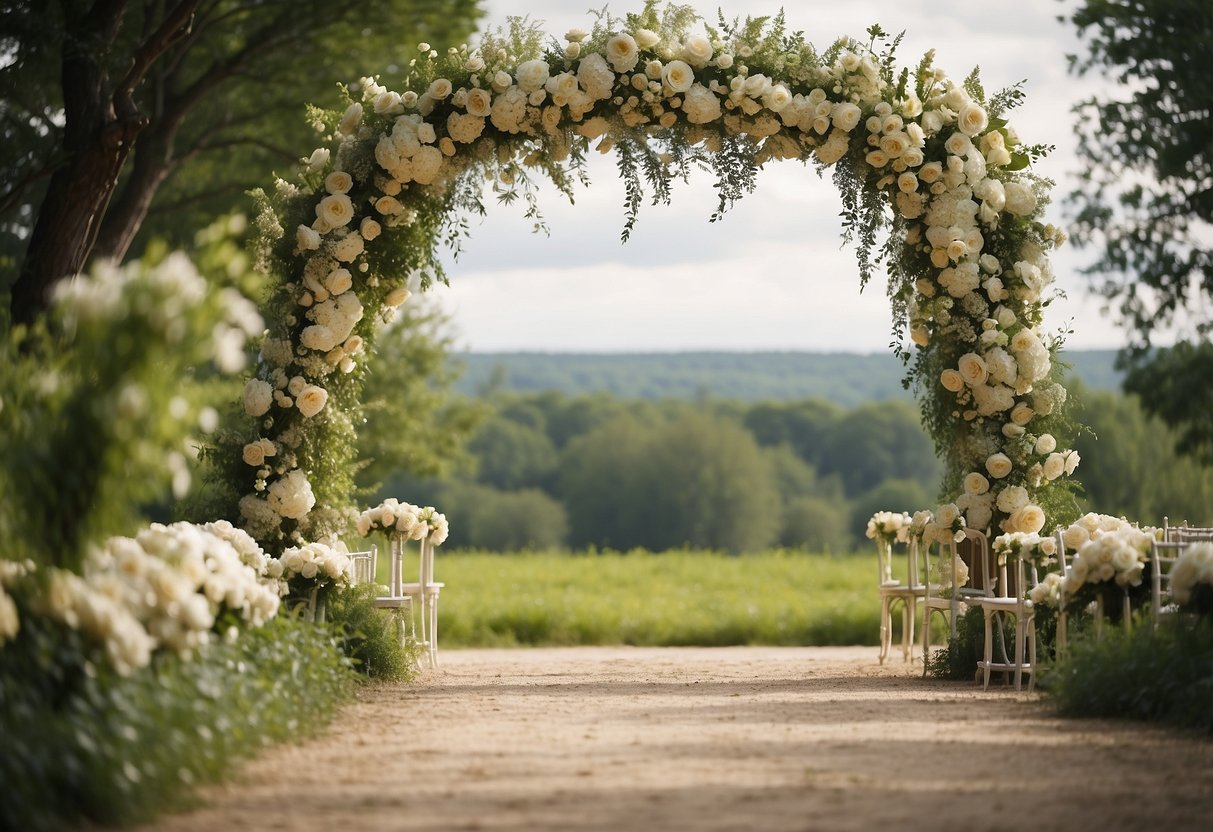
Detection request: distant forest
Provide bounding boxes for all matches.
[452,350,1123,406]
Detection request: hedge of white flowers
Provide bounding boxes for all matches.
[226,2,1082,552]
[3,521,285,676]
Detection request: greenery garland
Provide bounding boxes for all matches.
[219,1,1082,553]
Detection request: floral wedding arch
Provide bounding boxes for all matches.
[223,2,1081,553]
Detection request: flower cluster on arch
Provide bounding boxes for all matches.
[230,3,1079,552]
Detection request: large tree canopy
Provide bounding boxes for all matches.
[1063,0,1213,459]
[1,0,483,324]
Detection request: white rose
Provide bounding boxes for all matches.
[427,78,453,100]
[1042,453,1066,481]
[373,90,402,115]
[606,33,640,73]
[325,171,353,194]
[986,453,1013,479]
[515,59,550,93]
[338,103,363,136]
[682,34,713,68]
[634,28,661,49]
[831,102,862,132]
[935,503,961,528]
[385,286,411,307]
[296,224,321,251]
[1064,449,1081,475]
[1009,504,1046,535]
[242,379,273,417]
[957,102,989,137]
[1035,434,1057,455]
[1004,181,1037,216]
[940,369,964,393]
[242,441,268,467]
[662,60,694,94]
[957,353,989,386]
[296,384,328,418]
[1010,402,1035,426]
[266,470,315,520]
[996,485,1029,514]
[964,472,990,495]
[360,217,381,241]
[464,87,493,118]
[316,193,354,228]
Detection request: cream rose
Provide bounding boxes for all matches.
[338,103,363,136]
[465,87,493,118]
[1042,452,1066,481]
[1004,181,1037,216]
[515,59,550,93]
[242,379,273,417]
[606,33,640,73]
[296,385,329,418]
[360,217,381,241]
[1035,433,1057,455]
[325,171,352,194]
[957,102,989,137]
[296,224,321,251]
[1009,504,1046,535]
[316,193,354,228]
[634,28,661,49]
[385,286,411,307]
[986,453,1013,479]
[940,369,965,393]
[1010,402,1035,426]
[427,78,453,100]
[957,353,989,386]
[682,34,713,68]
[964,472,990,495]
[831,102,862,132]
[662,59,694,94]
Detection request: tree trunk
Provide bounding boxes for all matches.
[92,127,178,265]
[9,0,142,325]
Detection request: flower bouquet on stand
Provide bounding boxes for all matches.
[1060,514,1157,635]
[277,539,354,623]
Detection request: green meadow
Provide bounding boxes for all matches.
[418,549,882,648]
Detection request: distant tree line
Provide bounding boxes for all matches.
[373,383,1213,554]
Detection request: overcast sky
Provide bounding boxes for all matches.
[424,0,1127,353]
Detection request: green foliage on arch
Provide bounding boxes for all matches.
[213,2,1081,553]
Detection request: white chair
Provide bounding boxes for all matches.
[391,537,443,669]
[1150,538,1187,630]
[350,544,413,648]
[921,529,992,676]
[876,535,925,664]
[1052,527,1072,657]
[977,552,1037,691]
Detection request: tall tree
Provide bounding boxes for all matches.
[2,0,482,323]
[1063,0,1213,458]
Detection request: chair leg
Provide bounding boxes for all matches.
[900,599,912,663]
[879,596,891,665]
[1013,614,1025,691]
[982,609,994,690]
[1027,615,1037,693]
[428,591,440,668]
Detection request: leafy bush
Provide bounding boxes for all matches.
[1043,621,1213,733]
[0,614,355,830]
[326,583,420,680]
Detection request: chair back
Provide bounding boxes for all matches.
[1150,538,1187,627]
[348,546,377,586]
[954,528,993,599]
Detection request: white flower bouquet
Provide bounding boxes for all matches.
[1170,542,1213,616]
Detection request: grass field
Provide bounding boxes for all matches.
[393,549,885,648]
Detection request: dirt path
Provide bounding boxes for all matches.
[147,646,1213,831]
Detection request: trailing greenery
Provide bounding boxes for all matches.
[1043,621,1213,734]
[431,548,876,647]
[0,614,355,831]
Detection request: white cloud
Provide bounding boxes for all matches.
[424,0,1134,352]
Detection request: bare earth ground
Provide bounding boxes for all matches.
[147,646,1213,832]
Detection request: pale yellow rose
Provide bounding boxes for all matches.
[296,385,329,419]
[316,193,354,228]
[986,453,1013,479]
